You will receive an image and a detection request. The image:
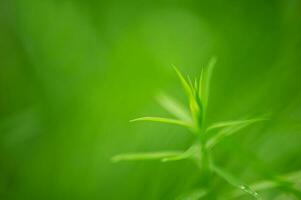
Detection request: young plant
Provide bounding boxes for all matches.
[112,58,271,199]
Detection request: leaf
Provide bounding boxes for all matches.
[112,145,199,163]
[176,189,208,200]
[206,118,266,149]
[173,65,204,130]
[156,93,192,122]
[161,153,191,162]
[198,67,204,97]
[206,118,267,132]
[200,57,217,109]
[162,145,199,162]
[130,117,192,128]
[111,151,184,162]
[173,65,193,98]
[229,170,301,199]
[193,91,204,130]
[284,170,301,183]
[194,78,199,93]
[211,164,261,199]
[189,96,201,126]
[187,75,194,90]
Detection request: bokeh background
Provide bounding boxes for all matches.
[1,0,301,199]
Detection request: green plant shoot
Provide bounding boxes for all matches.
[112,57,270,199]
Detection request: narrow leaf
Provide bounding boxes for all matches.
[187,75,194,90]
[173,65,201,129]
[176,189,207,200]
[161,153,191,162]
[161,145,198,162]
[156,93,192,122]
[189,97,201,125]
[206,118,266,149]
[194,78,198,92]
[111,151,184,162]
[198,67,204,96]
[211,164,261,199]
[206,118,267,132]
[173,65,193,97]
[130,117,192,128]
[200,57,217,109]
[230,170,301,198]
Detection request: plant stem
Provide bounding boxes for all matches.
[197,129,211,183]
[195,126,216,198]
[200,144,211,177]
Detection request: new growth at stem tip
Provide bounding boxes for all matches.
[112,57,273,199]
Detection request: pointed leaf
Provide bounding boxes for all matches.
[176,189,207,200]
[161,154,190,162]
[194,78,198,92]
[173,65,193,97]
[230,170,301,198]
[198,67,204,95]
[156,93,192,122]
[283,170,301,183]
[111,151,184,162]
[130,117,192,128]
[162,145,198,162]
[189,97,201,124]
[206,118,267,132]
[173,65,203,129]
[187,75,194,90]
[200,57,217,109]
[211,164,261,199]
[206,118,266,149]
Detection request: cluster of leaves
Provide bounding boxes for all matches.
[112,58,300,199]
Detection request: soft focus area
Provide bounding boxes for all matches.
[0,0,301,199]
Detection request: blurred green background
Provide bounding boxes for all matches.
[1,0,301,199]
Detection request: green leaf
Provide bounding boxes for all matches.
[173,65,193,98]
[211,164,261,199]
[112,145,199,163]
[176,189,207,200]
[156,93,192,122]
[194,78,199,93]
[162,145,199,162]
[111,151,184,162]
[161,153,191,162]
[189,96,201,126]
[198,67,204,92]
[229,170,301,199]
[187,75,194,90]
[198,67,204,97]
[283,170,301,183]
[206,118,267,132]
[173,65,204,130]
[206,118,266,149]
[200,57,217,109]
[130,117,192,128]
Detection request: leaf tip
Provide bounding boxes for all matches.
[129,118,141,123]
[209,56,218,66]
[110,155,121,163]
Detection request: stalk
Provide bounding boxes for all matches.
[196,126,211,187]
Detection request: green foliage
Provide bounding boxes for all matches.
[211,164,260,199]
[206,118,267,149]
[2,1,300,199]
[156,93,192,122]
[129,117,192,129]
[111,151,184,162]
[230,170,301,199]
[176,189,207,200]
[113,58,299,199]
